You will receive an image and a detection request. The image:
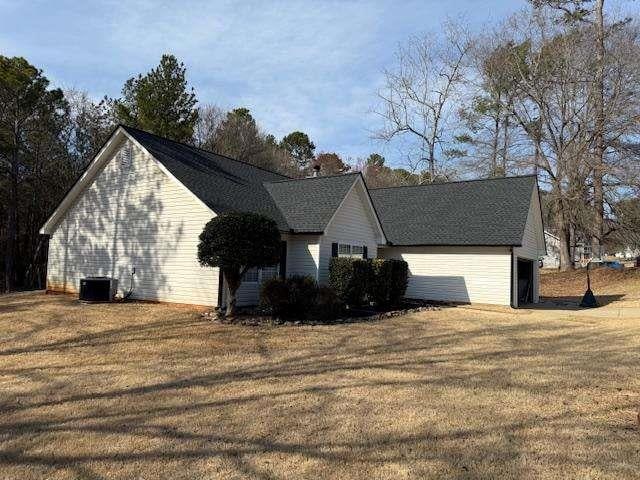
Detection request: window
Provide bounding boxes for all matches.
[241,265,279,284]
[242,267,258,282]
[261,266,279,282]
[337,243,366,259]
[120,144,133,168]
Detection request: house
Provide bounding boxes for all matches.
[40,126,545,308]
[613,246,640,261]
[541,230,591,269]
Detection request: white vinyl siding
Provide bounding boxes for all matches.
[318,183,380,284]
[514,188,545,261]
[286,234,320,278]
[226,234,320,307]
[46,138,219,306]
[513,189,545,304]
[380,246,512,306]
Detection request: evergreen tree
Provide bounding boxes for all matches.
[280,131,316,170]
[116,54,198,142]
[0,56,68,291]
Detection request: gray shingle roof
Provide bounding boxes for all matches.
[123,126,294,230]
[123,126,359,233]
[369,176,537,246]
[265,173,360,233]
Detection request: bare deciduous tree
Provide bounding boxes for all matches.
[375,23,472,181]
[192,103,224,151]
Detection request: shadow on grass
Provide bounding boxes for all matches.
[0,293,638,478]
[533,294,625,309]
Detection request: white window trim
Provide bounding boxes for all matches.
[337,243,366,259]
[242,265,280,284]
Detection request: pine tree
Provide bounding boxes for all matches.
[116,54,198,142]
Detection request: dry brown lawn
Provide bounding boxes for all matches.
[0,292,638,479]
[540,266,640,305]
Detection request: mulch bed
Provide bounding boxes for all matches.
[202,299,441,326]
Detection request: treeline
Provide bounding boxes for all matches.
[375,1,640,268]
[0,53,396,292]
[2,1,640,291]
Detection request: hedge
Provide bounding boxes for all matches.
[260,275,317,318]
[388,259,409,305]
[369,259,393,306]
[328,257,372,306]
[328,257,408,307]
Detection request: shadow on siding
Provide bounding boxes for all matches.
[406,274,471,304]
[51,142,184,301]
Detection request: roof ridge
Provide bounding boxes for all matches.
[265,171,361,185]
[120,124,293,179]
[369,174,537,191]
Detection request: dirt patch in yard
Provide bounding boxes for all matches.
[0,292,638,479]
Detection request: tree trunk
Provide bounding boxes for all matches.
[225,286,237,318]
[500,114,510,176]
[428,143,436,182]
[559,223,573,272]
[592,0,606,260]
[555,195,574,272]
[5,149,19,292]
[491,111,500,176]
[223,268,242,318]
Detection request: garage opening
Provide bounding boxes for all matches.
[517,258,534,305]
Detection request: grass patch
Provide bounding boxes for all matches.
[0,292,638,479]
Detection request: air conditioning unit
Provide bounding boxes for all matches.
[79,277,118,302]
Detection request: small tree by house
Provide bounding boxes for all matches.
[198,212,281,317]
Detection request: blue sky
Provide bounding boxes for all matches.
[0,0,628,166]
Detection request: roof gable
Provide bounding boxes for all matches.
[264,173,360,233]
[122,126,292,230]
[370,176,537,246]
[42,126,378,236]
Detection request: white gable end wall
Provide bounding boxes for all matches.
[512,188,545,304]
[46,138,219,306]
[286,234,320,279]
[318,182,380,284]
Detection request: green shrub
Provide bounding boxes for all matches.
[389,259,409,305]
[369,259,393,306]
[329,257,372,306]
[309,286,344,322]
[198,212,280,317]
[286,275,318,317]
[260,278,289,316]
[260,275,318,318]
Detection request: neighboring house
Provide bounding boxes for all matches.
[541,231,590,269]
[542,231,561,269]
[40,126,545,308]
[614,246,640,260]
